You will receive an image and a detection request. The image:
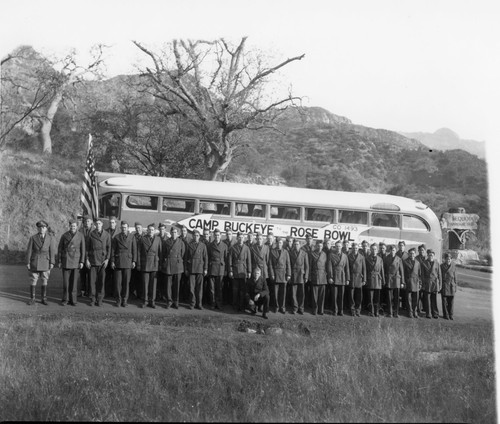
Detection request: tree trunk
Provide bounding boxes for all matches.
[40,86,64,154]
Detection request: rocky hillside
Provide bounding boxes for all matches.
[400,128,486,158]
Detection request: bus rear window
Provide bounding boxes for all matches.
[126,195,158,210]
[403,215,429,231]
[200,201,230,215]
[270,206,300,220]
[371,213,400,228]
[236,203,265,218]
[162,197,195,213]
[339,210,368,225]
[305,208,334,222]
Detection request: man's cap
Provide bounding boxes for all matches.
[69,219,77,225]
[213,229,221,234]
[427,249,435,254]
[121,220,128,226]
[158,223,166,229]
[83,215,91,221]
[305,234,312,239]
[193,229,200,235]
[36,220,48,228]
[134,222,142,227]
[94,218,103,223]
[148,223,155,228]
[236,232,243,237]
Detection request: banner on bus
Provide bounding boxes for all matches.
[174,214,368,242]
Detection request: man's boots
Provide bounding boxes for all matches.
[41,286,48,305]
[27,286,36,305]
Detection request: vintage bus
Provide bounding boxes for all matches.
[96,172,443,256]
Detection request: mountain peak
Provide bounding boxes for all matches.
[434,128,459,140]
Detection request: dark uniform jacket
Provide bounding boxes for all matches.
[289,248,309,284]
[228,243,252,278]
[86,229,111,266]
[250,243,271,279]
[106,227,119,239]
[79,226,93,242]
[308,250,327,285]
[110,232,137,269]
[186,241,208,274]
[366,254,385,289]
[396,250,409,261]
[26,233,56,272]
[348,252,366,288]
[421,260,442,293]
[58,231,86,269]
[224,238,237,250]
[137,235,162,272]
[403,258,421,292]
[161,238,185,275]
[207,241,228,276]
[269,248,291,283]
[384,255,405,289]
[440,262,457,296]
[246,276,269,298]
[327,251,350,285]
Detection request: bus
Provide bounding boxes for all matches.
[96,172,443,256]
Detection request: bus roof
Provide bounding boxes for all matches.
[96,172,428,214]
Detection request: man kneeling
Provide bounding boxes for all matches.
[246,267,270,319]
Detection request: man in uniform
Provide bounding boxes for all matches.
[160,227,186,309]
[228,232,252,311]
[85,218,111,306]
[289,239,309,314]
[347,242,366,317]
[179,225,192,303]
[269,238,291,314]
[415,244,427,315]
[105,216,119,297]
[378,243,388,259]
[301,234,315,308]
[441,253,457,320]
[341,240,350,255]
[78,215,93,297]
[421,249,442,319]
[185,229,208,310]
[26,220,56,305]
[110,221,137,307]
[308,240,327,315]
[201,228,211,245]
[396,240,409,311]
[245,232,256,248]
[360,240,370,257]
[327,241,350,316]
[58,219,86,306]
[246,267,270,319]
[383,245,405,318]
[200,228,211,304]
[265,232,276,250]
[223,229,237,304]
[365,243,385,317]
[403,247,421,318]
[130,222,144,300]
[156,223,169,301]
[207,229,228,309]
[137,223,162,308]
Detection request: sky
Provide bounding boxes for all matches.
[1,0,498,144]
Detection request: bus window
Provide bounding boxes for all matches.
[339,210,368,225]
[125,195,158,211]
[99,193,121,218]
[200,201,230,216]
[305,208,334,223]
[270,205,300,220]
[162,197,194,213]
[236,203,265,217]
[371,213,400,228]
[403,215,429,231]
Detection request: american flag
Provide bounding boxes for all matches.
[80,134,99,220]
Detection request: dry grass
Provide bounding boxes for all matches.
[0,313,495,422]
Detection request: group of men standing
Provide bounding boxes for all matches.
[25,218,457,320]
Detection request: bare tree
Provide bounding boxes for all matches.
[0,45,106,153]
[133,37,305,180]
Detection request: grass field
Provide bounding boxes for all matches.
[0,311,495,422]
